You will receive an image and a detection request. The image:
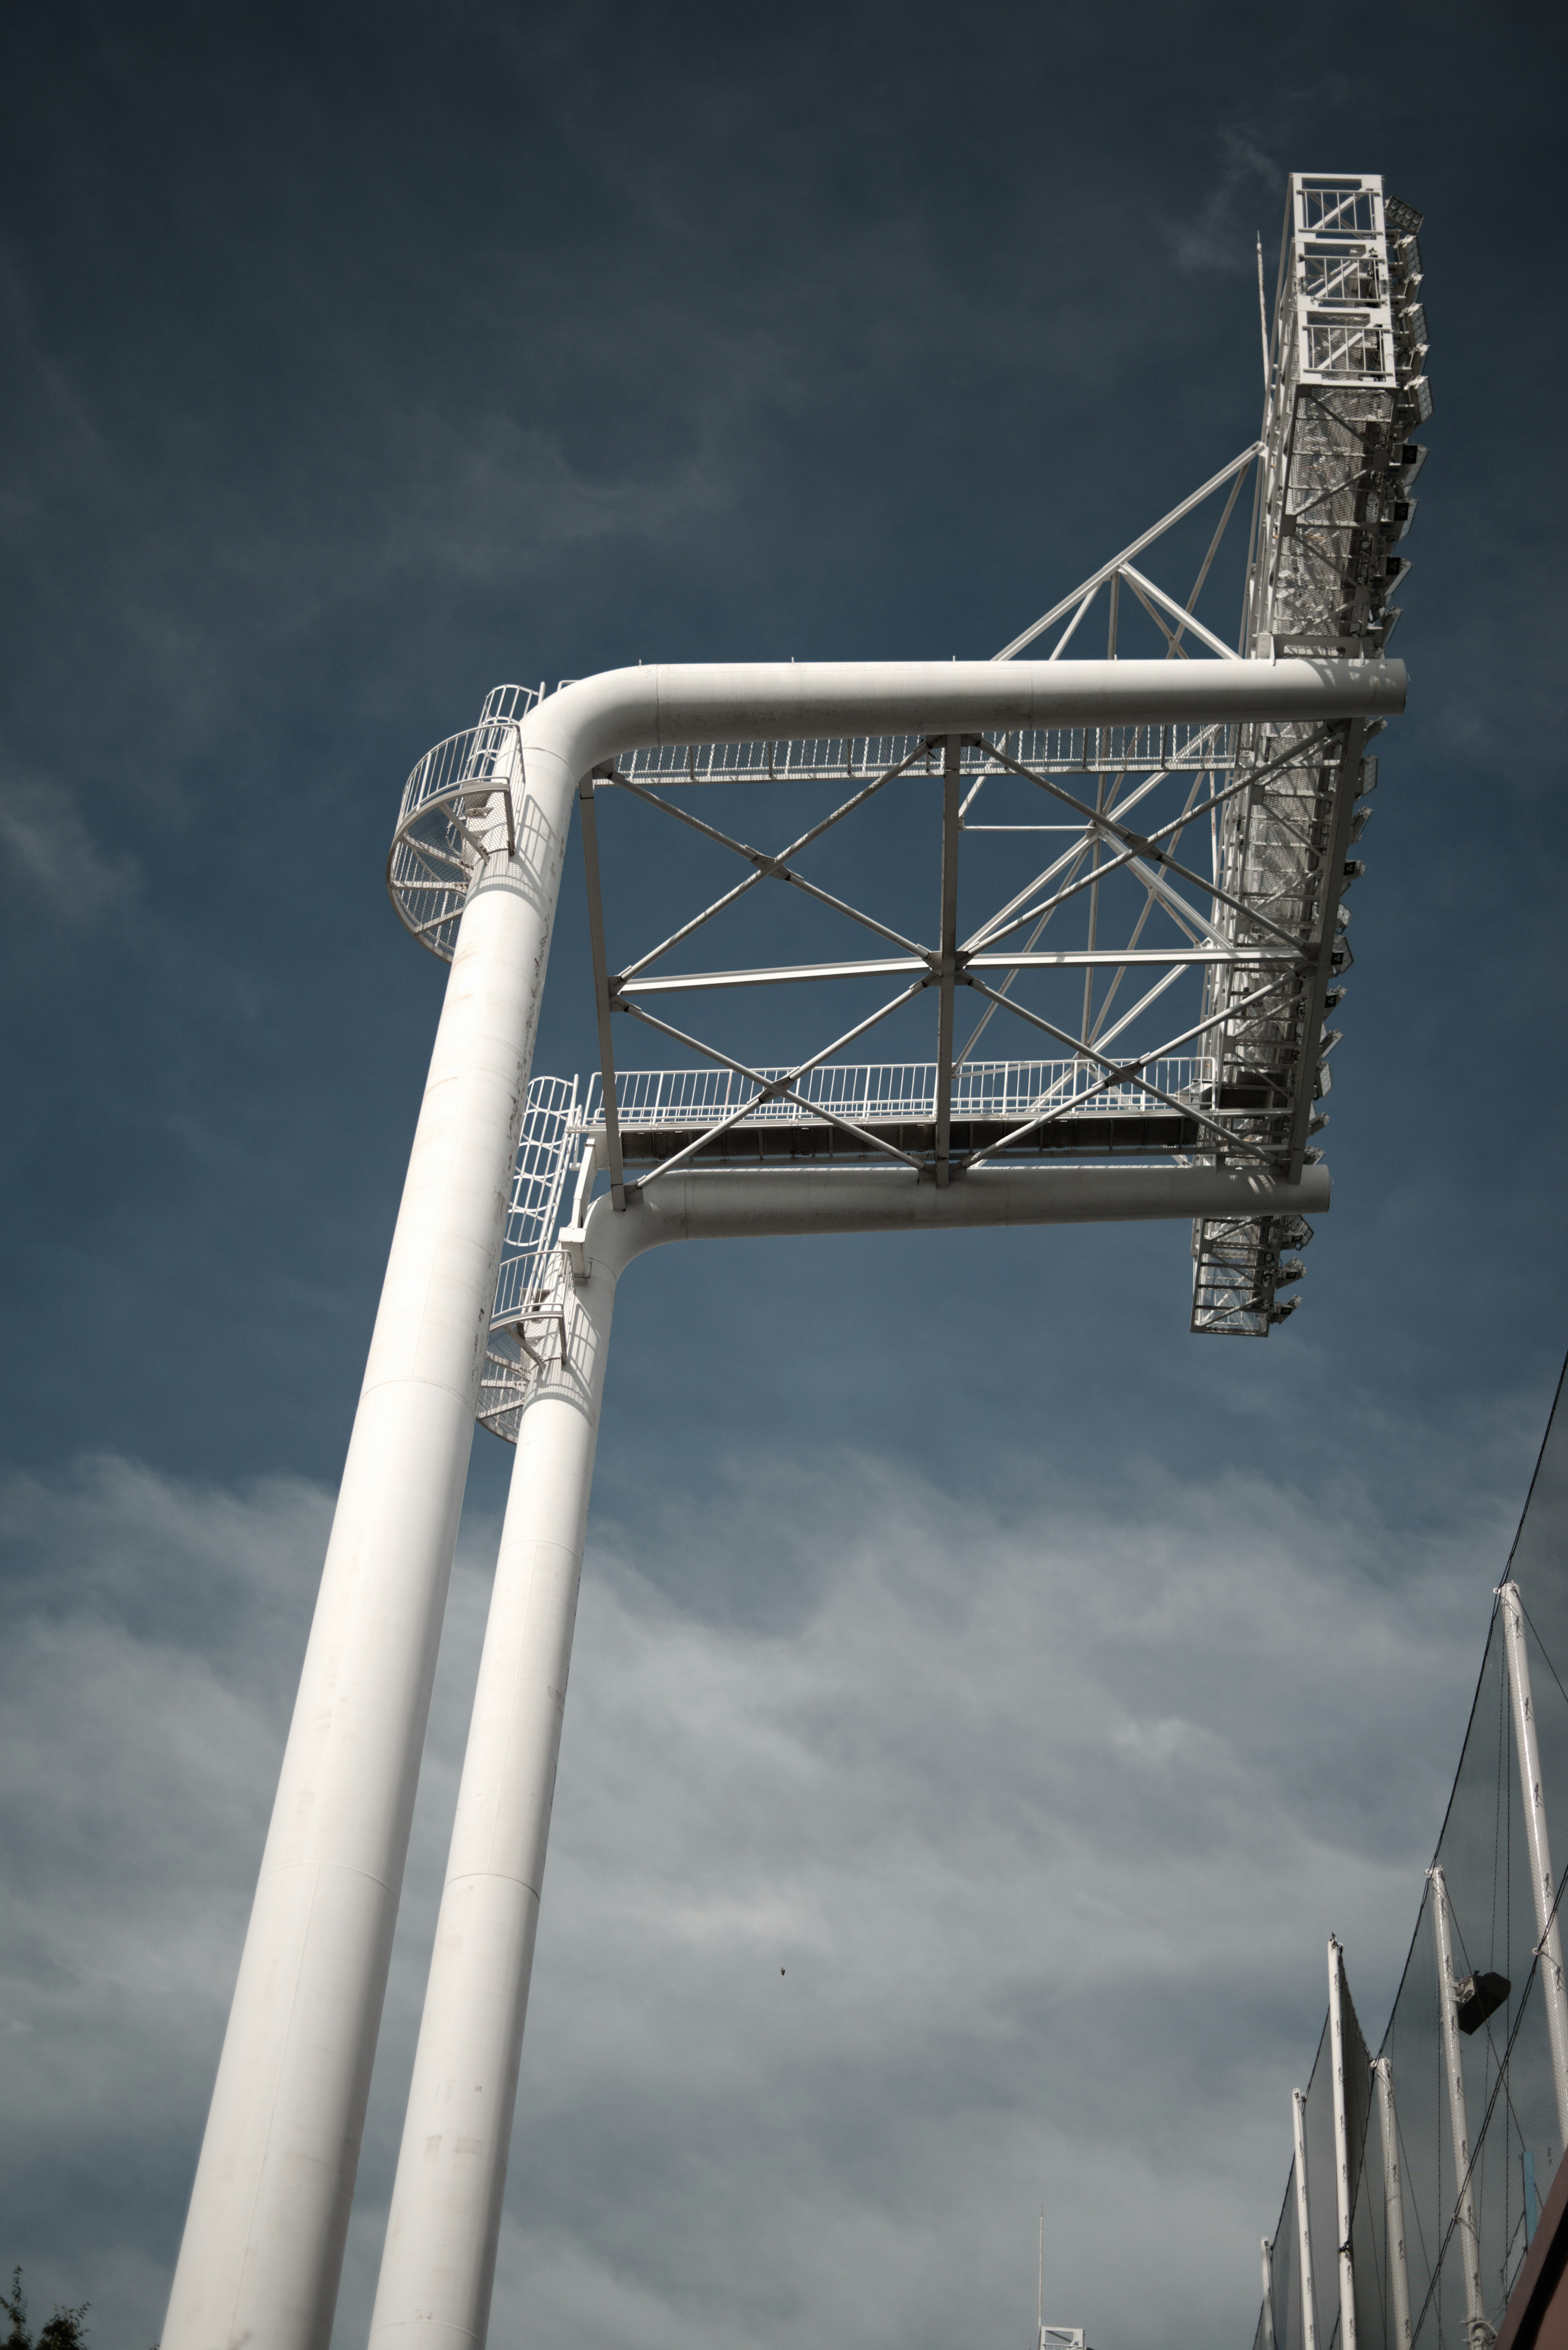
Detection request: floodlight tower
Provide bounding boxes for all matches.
[161,170,1423,2350]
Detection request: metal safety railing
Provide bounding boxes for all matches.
[479,1057,1221,1441]
[617,722,1238,789]
[585,1057,1218,1130]
[486,1057,1218,1352]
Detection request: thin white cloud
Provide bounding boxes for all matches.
[0,1442,1509,2350]
[1161,129,1281,274]
[0,767,138,923]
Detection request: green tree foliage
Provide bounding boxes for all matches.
[2,2270,89,2350]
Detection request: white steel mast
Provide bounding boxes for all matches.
[162,658,1395,2350]
[1327,1938,1358,2350]
[1293,2086,1319,2350]
[1373,2057,1413,2350]
[1499,1580,1568,2146]
[1429,1864,1492,2349]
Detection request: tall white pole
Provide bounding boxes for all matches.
[1260,2235,1276,2350]
[163,766,574,2350]
[367,1159,1336,2350]
[1374,2058,1412,2350]
[1293,2087,1319,2350]
[1327,1938,1359,2350]
[156,653,1404,2350]
[367,1250,618,2350]
[1499,1582,1568,2146]
[1430,1866,1490,2347]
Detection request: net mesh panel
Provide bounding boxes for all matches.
[1249,1360,1568,2348]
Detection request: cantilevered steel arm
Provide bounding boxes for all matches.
[169,654,1401,2350]
[513,660,1404,805]
[368,1148,1331,2350]
[574,1157,1331,1276]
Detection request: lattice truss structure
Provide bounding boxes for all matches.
[382,172,1430,1423]
[1192,171,1431,1332]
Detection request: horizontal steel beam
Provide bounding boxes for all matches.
[614,945,1295,993]
[510,660,1405,809]
[570,1159,1331,1279]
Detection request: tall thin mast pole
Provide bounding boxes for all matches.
[368,1253,619,2350]
[1293,2087,1319,2350]
[1373,2058,1412,2350]
[1038,2212,1044,2345]
[1260,2236,1276,2350]
[163,740,572,2350]
[1429,1866,1489,2346]
[1327,1939,1359,2350]
[1499,1582,1568,2145]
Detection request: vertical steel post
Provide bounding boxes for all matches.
[1374,2058,1412,2350]
[1260,2236,1276,2350]
[932,736,961,1188]
[1430,1865,1490,2346]
[367,1251,619,2350]
[163,756,574,2350]
[1293,2087,1319,2350]
[1328,1938,1359,2350]
[1499,1582,1568,2146]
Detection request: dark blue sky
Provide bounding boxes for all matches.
[2,7,1566,2349]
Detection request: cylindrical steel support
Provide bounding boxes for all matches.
[162,779,575,2350]
[1261,2236,1276,2350]
[1429,1865,1489,2343]
[368,1153,1335,2343]
[1499,1582,1568,2146]
[367,1252,618,2350]
[1293,2087,1319,2350]
[1327,1938,1358,2350]
[1374,2058,1412,2350]
[164,650,1403,2350]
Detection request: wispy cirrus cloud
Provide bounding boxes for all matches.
[1161,128,1281,273]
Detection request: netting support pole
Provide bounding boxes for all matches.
[1430,1865,1494,2348]
[1293,2087,1319,2350]
[1328,1939,1359,2350]
[1499,1581,1568,2147]
[1260,2236,1276,2350]
[1373,2059,1413,2350]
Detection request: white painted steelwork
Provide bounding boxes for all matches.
[1499,1581,1568,2147]
[1261,2236,1276,2350]
[1429,1865,1492,2348]
[1191,172,1430,1332]
[591,1053,1219,1124]
[1328,1938,1359,2350]
[1294,2086,1320,2350]
[624,721,1240,785]
[477,1069,1316,1441]
[163,778,566,2350]
[168,656,1392,2350]
[370,1155,1334,2350]
[360,631,1399,2336]
[1374,2057,1413,2350]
